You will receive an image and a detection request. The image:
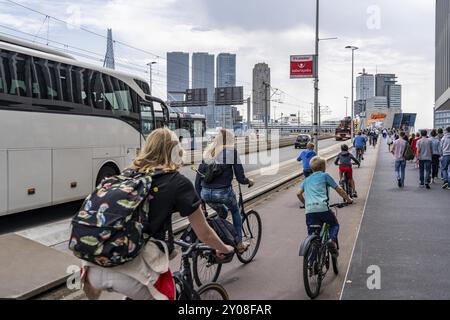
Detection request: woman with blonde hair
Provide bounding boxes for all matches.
[195,129,254,253]
[81,127,234,300]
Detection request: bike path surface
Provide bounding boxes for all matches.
[342,142,450,299]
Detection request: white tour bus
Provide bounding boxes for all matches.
[0,35,176,216]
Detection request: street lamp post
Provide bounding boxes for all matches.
[345,46,358,144]
[147,61,157,95]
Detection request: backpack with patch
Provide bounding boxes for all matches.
[403,142,415,161]
[69,169,158,267]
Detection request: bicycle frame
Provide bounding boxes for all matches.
[238,183,255,240]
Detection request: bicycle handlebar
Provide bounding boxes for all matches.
[299,202,351,210]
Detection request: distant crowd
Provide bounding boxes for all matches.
[384,127,450,190]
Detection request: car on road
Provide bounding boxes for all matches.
[295,134,312,149]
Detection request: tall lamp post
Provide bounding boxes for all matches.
[345,46,358,144]
[147,61,157,95]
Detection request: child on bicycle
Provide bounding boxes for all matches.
[334,144,360,198]
[297,156,353,257]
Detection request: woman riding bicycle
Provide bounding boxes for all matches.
[81,128,233,300]
[195,129,254,254]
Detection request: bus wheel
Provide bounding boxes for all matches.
[96,164,119,186]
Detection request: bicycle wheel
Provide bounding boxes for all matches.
[192,251,222,287]
[237,210,262,264]
[332,255,339,275]
[303,241,322,299]
[332,238,339,275]
[197,283,229,300]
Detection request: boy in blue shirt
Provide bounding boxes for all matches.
[297,156,353,256]
[297,143,317,177]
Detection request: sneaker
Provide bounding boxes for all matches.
[426,184,431,190]
[237,241,250,254]
[326,240,339,257]
[352,191,358,198]
[443,183,449,189]
[420,184,425,188]
[397,179,402,188]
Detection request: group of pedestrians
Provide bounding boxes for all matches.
[389,126,450,190]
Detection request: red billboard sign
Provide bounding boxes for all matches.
[290,55,316,79]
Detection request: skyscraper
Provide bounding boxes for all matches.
[167,52,189,112]
[252,63,270,121]
[192,52,215,127]
[356,69,374,101]
[216,53,236,129]
[375,74,397,97]
[374,73,402,109]
[388,84,402,108]
[217,53,236,87]
[435,0,450,127]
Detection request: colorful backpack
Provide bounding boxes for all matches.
[69,169,158,267]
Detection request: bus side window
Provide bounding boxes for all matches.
[82,68,93,107]
[47,62,61,100]
[0,50,6,94]
[59,64,70,102]
[6,52,30,97]
[102,74,114,111]
[71,66,83,105]
[91,71,105,110]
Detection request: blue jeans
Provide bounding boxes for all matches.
[201,187,242,240]
[419,160,431,185]
[395,160,406,185]
[442,155,450,184]
[306,211,339,242]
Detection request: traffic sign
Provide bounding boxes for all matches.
[290,55,316,79]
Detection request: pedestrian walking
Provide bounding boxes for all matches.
[391,131,408,188]
[387,133,393,152]
[430,129,442,183]
[440,127,450,190]
[416,130,433,189]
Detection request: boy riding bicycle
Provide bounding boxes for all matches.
[297,157,353,257]
[353,131,366,161]
[334,144,360,198]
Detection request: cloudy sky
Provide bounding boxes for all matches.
[1,0,436,128]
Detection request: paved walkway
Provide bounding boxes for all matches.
[342,139,450,299]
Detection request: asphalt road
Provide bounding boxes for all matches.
[342,142,450,300]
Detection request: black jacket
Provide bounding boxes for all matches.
[195,148,250,195]
[334,151,360,167]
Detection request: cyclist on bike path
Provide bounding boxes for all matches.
[334,144,360,198]
[297,143,317,177]
[297,156,353,256]
[195,129,254,254]
[81,128,234,300]
[353,131,367,160]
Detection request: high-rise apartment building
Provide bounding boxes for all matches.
[216,53,236,129]
[192,52,215,127]
[166,52,190,112]
[435,0,450,128]
[356,69,374,101]
[252,63,270,122]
